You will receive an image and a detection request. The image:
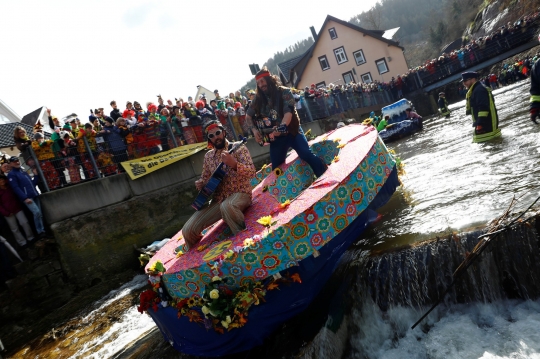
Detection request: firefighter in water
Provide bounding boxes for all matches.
[437,92,451,118]
[462,71,502,143]
[529,34,540,124]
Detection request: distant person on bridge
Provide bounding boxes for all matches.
[438,92,451,118]
[529,36,540,124]
[462,71,502,143]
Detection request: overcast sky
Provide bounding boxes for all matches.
[0,0,378,121]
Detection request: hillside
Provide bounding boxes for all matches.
[239,0,538,92]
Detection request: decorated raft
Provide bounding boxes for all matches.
[379,98,423,143]
[141,124,400,357]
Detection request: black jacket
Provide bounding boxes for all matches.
[530,59,540,110]
[110,108,122,121]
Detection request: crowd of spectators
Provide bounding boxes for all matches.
[0,91,260,193]
[407,12,540,87]
[0,13,538,195]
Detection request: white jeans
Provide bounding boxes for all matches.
[4,211,34,246]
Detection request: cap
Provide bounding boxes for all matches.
[461,71,479,82]
[439,92,445,96]
[336,122,345,128]
[214,89,219,93]
[34,132,44,139]
[8,156,19,162]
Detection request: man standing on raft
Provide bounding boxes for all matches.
[182,120,256,249]
[246,67,327,177]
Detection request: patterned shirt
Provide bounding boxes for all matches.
[200,142,256,203]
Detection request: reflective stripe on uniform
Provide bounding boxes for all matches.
[530,95,540,102]
[478,111,489,117]
[473,128,502,143]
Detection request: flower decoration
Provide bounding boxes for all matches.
[147,260,165,274]
[197,243,209,252]
[337,143,346,149]
[176,250,185,258]
[274,168,283,176]
[243,237,254,248]
[332,156,340,163]
[210,289,220,299]
[257,215,273,227]
[260,163,268,170]
[333,138,341,143]
[139,272,302,333]
[279,199,291,209]
[177,235,184,242]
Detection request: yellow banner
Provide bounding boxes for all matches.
[121,142,208,180]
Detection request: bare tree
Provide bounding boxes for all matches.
[364,6,383,30]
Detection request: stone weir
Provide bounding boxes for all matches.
[294,214,540,358]
[362,217,540,312]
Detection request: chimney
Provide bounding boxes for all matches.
[310,26,318,41]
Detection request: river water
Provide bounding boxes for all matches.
[10,80,540,358]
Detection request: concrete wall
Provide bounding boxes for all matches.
[43,121,324,288]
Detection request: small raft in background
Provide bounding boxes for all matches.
[379,99,423,143]
[141,124,400,357]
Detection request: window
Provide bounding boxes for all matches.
[343,71,354,84]
[328,27,337,39]
[375,58,389,74]
[361,72,373,84]
[353,50,366,65]
[334,46,348,65]
[316,81,326,89]
[318,55,330,71]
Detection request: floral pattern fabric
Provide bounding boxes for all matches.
[149,125,397,299]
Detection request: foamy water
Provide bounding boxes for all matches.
[350,296,540,359]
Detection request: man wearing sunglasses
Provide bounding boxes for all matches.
[182,121,256,249]
[7,156,47,239]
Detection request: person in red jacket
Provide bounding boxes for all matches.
[0,175,35,247]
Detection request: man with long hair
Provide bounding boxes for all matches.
[182,120,256,249]
[246,67,327,177]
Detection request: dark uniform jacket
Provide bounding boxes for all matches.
[530,59,540,111]
[466,81,501,143]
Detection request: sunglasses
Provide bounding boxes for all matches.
[207,130,222,139]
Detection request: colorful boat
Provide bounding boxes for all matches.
[379,98,423,143]
[141,124,400,357]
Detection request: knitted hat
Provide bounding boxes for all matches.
[147,103,157,112]
[63,123,72,131]
[123,109,135,118]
